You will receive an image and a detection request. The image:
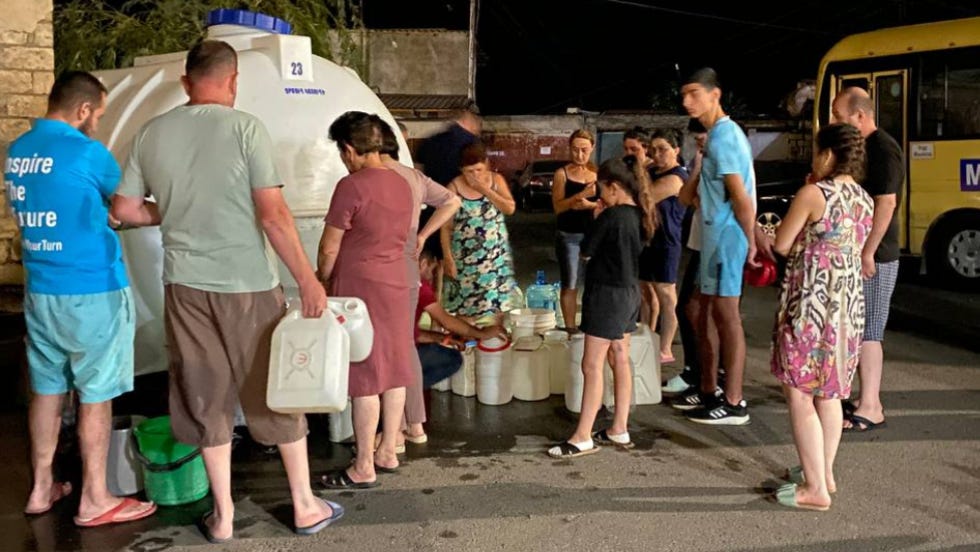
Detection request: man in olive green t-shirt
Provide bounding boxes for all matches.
[111,40,342,541]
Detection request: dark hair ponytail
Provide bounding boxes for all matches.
[598,156,658,244]
[816,123,866,182]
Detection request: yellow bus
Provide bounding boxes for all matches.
[814,16,980,288]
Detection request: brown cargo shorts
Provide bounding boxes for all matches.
[164,284,307,447]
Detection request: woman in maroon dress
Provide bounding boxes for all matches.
[317,112,415,488]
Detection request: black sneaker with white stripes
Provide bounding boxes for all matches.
[685,399,750,425]
[671,387,723,411]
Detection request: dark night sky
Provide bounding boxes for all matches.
[363,0,980,116]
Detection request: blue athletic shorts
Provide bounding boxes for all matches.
[25,287,135,403]
[699,225,747,297]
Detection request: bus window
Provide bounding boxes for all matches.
[875,73,906,145]
[917,46,980,140]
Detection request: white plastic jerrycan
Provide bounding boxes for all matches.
[267,306,350,413]
[327,297,373,362]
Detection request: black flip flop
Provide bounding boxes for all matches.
[842,400,857,417]
[374,463,399,474]
[843,413,887,433]
[295,499,345,535]
[319,469,379,490]
[197,511,233,544]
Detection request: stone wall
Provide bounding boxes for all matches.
[0,0,53,308]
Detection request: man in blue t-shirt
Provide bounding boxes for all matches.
[678,68,757,426]
[4,71,157,525]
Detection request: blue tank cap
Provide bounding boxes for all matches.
[206,9,292,35]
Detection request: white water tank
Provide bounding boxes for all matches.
[93,9,410,375]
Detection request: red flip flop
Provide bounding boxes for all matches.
[74,497,157,527]
[24,481,73,515]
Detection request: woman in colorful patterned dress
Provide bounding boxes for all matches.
[441,143,519,320]
[769,123,873,511]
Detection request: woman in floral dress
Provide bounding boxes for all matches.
[769,123,873,511]
[441,143,519,320]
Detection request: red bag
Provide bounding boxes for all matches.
[744,254,778,287]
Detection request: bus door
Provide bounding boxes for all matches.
[832,71,910,251]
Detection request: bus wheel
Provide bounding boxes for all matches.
[927,213,980,289]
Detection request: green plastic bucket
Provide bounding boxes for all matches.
[132,416,210,506]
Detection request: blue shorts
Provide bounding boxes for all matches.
[25,287,135,403]
[699,226,747,297]
[555,231,587,289]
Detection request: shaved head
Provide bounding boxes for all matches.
[840,86,874,118]
[185,40,237,82]
[181,39,238,107]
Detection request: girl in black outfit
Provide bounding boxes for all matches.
[548,156,657,458]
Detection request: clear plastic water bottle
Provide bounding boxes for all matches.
[526,270,558,312]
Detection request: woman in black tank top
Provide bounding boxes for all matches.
[552,130,598,330]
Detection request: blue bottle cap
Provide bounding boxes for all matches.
[206,9,293,35]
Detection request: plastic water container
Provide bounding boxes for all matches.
[431,377,451,392]
[526,270,559,311]
[601,325,661,408]
[93,9,411,376]
[631,326,662,405]
[543,330,570,395]
[511,336,550,401]
[451,343,477,397]
[327,297,372,362]
[475,337,513,405]
[602,359,636,413]
[328,400,354,443]
[507,308,556,339]
[565,333,585,413]
[107,415,145,496]
[267,306,350,413]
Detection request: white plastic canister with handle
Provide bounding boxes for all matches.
[267,306,350,413]
[327,297,372,362]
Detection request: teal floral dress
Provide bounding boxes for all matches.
[445,188,519,318]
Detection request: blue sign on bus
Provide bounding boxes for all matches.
[962,159,980,191]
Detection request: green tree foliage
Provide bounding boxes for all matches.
[54,0,363,75]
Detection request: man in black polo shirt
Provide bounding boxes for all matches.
[831,86,904,432]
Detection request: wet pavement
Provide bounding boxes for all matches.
[1,212,978,552]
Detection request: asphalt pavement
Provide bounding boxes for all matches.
[0,211,977,552]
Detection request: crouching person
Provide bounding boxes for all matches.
[415,250,507,389]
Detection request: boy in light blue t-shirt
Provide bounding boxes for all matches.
[4,71,157,526]
[678,68,757,427]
